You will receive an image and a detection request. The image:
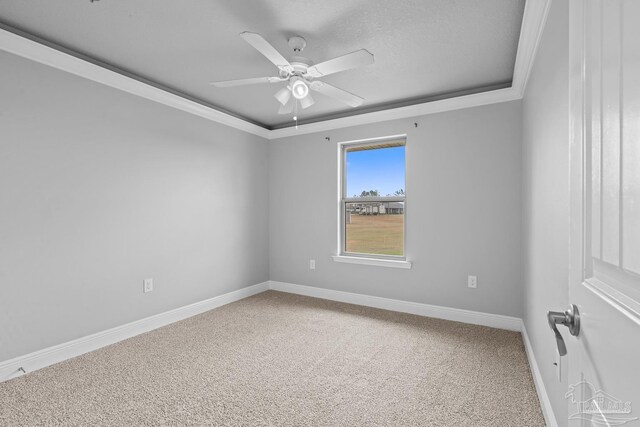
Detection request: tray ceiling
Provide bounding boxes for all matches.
[0,0,526,130]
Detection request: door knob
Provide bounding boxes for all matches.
[547,304,580,356]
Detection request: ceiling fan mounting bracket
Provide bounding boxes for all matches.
[288,36,307,53]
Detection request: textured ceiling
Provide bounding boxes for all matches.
[0,0,525,129]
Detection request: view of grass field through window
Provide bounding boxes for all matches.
[344,143,405,256]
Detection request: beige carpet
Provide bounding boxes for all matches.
[0,291,545,426]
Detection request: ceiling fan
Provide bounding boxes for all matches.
[210,32,374,115]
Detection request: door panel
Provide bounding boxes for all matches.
[569,0,640,426]
[599,0,621,266]
[621,0,640,275]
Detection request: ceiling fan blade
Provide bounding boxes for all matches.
[240,32,293,73]
[210,76,285,87]
[306,49,374,78]
[278,98,294,115]
[300,93,315,109]
[310,81,364,107]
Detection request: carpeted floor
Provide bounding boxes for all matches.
[0,291,545,426]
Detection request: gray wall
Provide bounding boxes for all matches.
[0,52,270,362]
[522,0,570,423]
[269,101,523,317]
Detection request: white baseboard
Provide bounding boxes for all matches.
[0,281,270,383]
[269,281,557,425]
[521,321,558,427]
[1,277,556,427]
[268,281,522,331]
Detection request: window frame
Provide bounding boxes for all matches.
[337,135,407,262]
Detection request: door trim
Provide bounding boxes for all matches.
[521,322,560,427]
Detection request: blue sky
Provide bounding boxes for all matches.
[346,146,405,197]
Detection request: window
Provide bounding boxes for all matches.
[338,136,406,262]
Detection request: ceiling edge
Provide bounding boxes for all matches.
[269,81,513,130]
[511,0,553,97]
[268,0,552,140]
[0,0,550,141]
[268,87,522,139]
[0,26,271,140]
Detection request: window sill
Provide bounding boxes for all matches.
[332,255,412,269]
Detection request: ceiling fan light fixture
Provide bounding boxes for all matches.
[274,86,291,106]
[300,92,315,109]
[290,77,309,100]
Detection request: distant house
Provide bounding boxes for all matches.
[348,202,404,215]
[351,204,382,215]
[385,202,404,214]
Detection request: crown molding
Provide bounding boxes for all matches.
[511,0,552,97]
[267,87,521,139]
[0,27,271,140]
[0,0,550,141]
[267,0,552,140]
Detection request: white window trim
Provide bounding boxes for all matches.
[332,255,412,269]
[335,134,410,268]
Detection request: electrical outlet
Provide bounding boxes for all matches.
[468,275,477,289]
[554,349,561,381]
[143,278,153,293]
[309,259,316,270]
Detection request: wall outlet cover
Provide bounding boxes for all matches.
[468,275,478,289]
[143,278,153,293]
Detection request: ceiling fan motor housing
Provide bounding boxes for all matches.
[290,57,313,78]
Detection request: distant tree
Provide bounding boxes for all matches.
[394,189,405,196]
[359,190,379,197]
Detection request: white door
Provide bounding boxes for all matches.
[566,0,640,426]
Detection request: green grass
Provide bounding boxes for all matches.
[345,214,404,256]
